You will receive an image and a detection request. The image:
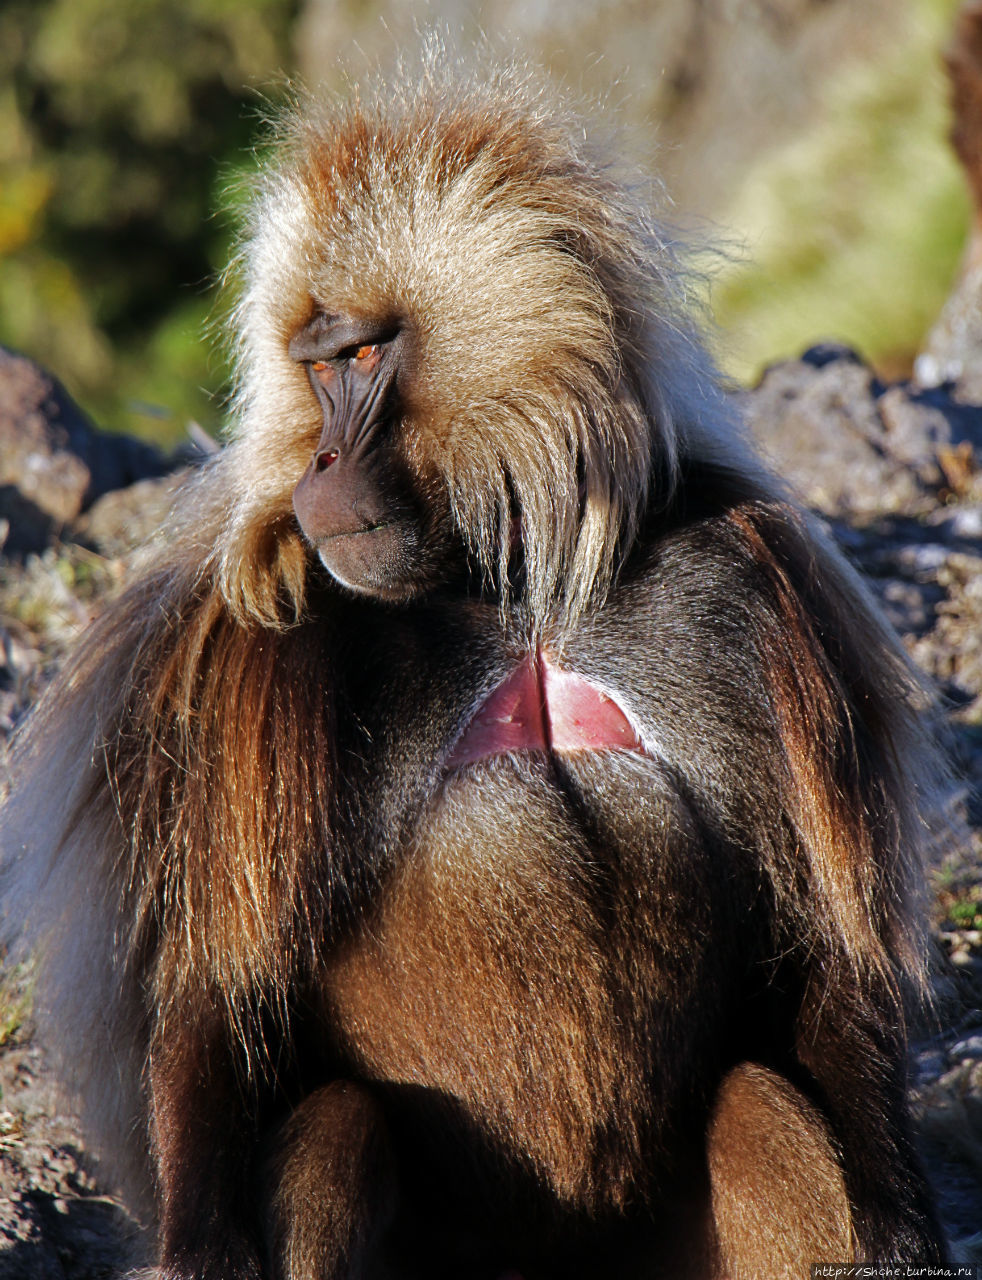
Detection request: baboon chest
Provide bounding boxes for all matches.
[317,597,737,1183]
[320,729,728,1200]
[324,756,618,1086]
[321,757,647,1197]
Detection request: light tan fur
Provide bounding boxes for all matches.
[709,1063,853,1278]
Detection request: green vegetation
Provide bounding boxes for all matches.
[0,0,971,437]
[712,0,969,383]
[948,897,982,930]
[0,964,32,1050]
[0,0,297,443]
[0,544,122,647]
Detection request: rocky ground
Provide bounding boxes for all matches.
[0,336,980,1272]
[743,345,982,1260]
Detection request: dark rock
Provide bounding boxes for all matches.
[0,489,61,559]
[950,1032,982,1060]
[0,348,172,556]
[799,342,867,370]
[741,350,982,519]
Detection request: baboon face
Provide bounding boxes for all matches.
[236,97,663,628]
[290,309,457,602]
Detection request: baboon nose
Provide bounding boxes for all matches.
[314,447,340,472]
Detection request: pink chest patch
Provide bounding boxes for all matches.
[447,650,644,767]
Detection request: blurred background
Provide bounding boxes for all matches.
[0,0,968,444]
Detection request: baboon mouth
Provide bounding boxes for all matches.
[320,522,392,541]
[314,517,434,602]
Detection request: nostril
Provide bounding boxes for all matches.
[314,448,340,473]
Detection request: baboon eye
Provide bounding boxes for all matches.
[352,344,382,370]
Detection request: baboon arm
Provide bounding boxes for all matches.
[149,996,264,1280]
[794,982,947,1265]
[708,1062,852,1280]
[266,1082,398,1280]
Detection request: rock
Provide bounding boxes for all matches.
[913,1046,948,1085]
[740,347,982,520]
[950,1032,982,1060]
[74,472,187,559]
[0,348,171,555]
[0,1039,145,1278]
[917,247,982,403]
[917,2,982,401]
[908,548,982,713]
[926,503,982,541]
[741,348,919,519]
[874,577,945,636]
[878,386,957,485]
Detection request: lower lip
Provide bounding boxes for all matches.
[320,523,391,542]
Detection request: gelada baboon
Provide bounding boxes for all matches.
[0,53,946,1279]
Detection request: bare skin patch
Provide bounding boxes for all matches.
[447,649,644,767]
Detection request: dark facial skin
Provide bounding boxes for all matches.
[290,312,456,602]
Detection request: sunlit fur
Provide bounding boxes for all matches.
[219,57,744,631]
[0,50,942,1252]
